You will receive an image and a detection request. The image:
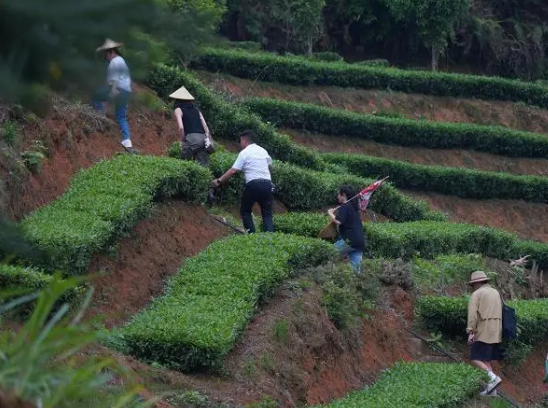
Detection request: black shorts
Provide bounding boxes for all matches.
[470,341,504,361]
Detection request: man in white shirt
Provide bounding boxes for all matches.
[93,39,134,154]
[211,130,274,233]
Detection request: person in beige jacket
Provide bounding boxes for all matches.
[466,271,503,395]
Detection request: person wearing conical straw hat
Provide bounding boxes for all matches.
[92,38,135,154]
[169,86,214,167]
[466,270,503,396]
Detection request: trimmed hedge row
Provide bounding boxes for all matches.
[323,153,548,203]
[192,48,548,107]
[0,264,52,292]
[209,151,443,222]
[271,213,548,270]
[146,64,325,171]
[123,233,337,371]
[243,97,548,159]
[22,155,210,275]
[417,296,548,345]
[314,361,485,408]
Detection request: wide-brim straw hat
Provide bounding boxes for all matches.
[468,270,490,284]
[169,86,195,101]
[96,38,124,52]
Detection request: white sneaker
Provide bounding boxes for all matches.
[480,376,502,395]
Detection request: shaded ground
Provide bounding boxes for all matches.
[88,201,233,327]
[197,71,548,134]
[283,128,548,177]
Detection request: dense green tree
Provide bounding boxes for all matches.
[0,0,221,104]
[383,0,471,71]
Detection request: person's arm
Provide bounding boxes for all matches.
[327,208,341,225]
[107,59,121,97]
[174,108,185,140]
[199,111,211,138]
[212,153,244,188]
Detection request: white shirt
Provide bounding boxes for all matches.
[107,56,131,92]
[232,143,272,183]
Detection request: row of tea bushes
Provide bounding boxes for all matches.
[122,233,336,371]
[243,97,548,159]
[192,48,548,107]
[22,155,210,275]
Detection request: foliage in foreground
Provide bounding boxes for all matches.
[192,47,548,107]
[271,213,548,270]
[22,155,210,274]
[0,278,152,408]
[313,361,486,408]
[417,296,548,346]
[243,97,548,159]
[123,233,337,371]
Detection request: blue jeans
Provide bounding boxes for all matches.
[334,239,363,273]
[93,87,131,141]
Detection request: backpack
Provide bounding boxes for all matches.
[500,293,517,340]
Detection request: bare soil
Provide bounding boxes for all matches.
[87,200,233,327]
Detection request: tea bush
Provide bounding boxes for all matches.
[323,153,548,203]
[22,155,210,274]
[192,48,548,107]
[243,97,548,159]
[123,233,337,371]
[271,213,548,270]
[417,296,548,345]
[209,151,443,222]
[313,361,485,408]
[146,64,325,170]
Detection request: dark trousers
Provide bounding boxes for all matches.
[181,132,209,167]
[240,179,274,233]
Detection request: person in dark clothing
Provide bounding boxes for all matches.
[170,86,213,167]
[211,130,274,233]
[327,185,366,273]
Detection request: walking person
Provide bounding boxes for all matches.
[211,130,274,233]
[93,39,134,154]
[466,271,504,395]
[170,86,214,167]
[327,185,366,273]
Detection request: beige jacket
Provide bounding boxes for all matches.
[466,283,502,344]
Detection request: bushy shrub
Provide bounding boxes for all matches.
[353,59,390,67]
[22,155,210,274]
[313,361,485,408]
[192,48,548,107]
[272,213,548,270]
[243,97,548,159]
[145,64,325,170]
[209,151,443,221]
[123,233,337,371]
[323,153,548,203]
[417,296,548,346]
[310,52,344,62]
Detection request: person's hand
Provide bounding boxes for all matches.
[211,179,221,189]
[327,208,335,216]
[109,88,119,98]
[467,332,475,345]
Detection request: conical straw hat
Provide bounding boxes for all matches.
[169,86,195,101]
[96,38,124,52]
